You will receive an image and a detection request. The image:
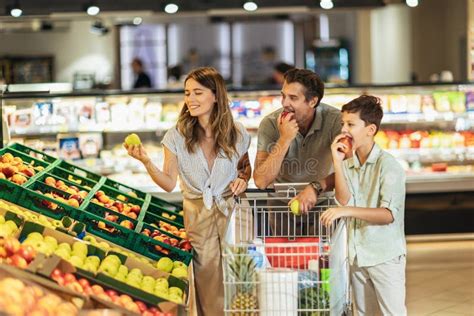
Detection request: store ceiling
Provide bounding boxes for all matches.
[0,0,386,17]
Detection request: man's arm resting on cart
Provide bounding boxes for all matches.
[320,206,394,226]
[253,139,291,189]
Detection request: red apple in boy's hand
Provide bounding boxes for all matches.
[338,136,353,158]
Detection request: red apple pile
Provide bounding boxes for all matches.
[50,269,173,316]
[0,152,44,185]
[142,228,192,253]
[0,237,37,269]
[91,190,141,220]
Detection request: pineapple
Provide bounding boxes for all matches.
[227,247,258,316]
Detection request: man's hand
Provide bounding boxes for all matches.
[124,144,151,164]
[288,184,318,215]
[320,207,348,227]
[278,112,298,144]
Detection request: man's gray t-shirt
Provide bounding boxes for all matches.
[257,103,342,184]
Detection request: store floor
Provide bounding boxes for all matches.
[406,237,474,315]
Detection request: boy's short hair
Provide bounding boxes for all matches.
[342,95,384,133]
[283,68,324,107]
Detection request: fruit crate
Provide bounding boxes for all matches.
[47,168,98,193]
[149,195,183,214]
[9,143,58,165]
[79,211,136,248]
[32,175,91,207]
[0,147,53,199]
[56,161,104,184]
[84,202,139,232]
[139,221,185,243]
[133,231,193,265]
[141,211,185,233]
[93,184,147,218]
[14,185,81,220]
[145,202,184,226]
[104,178,148,201]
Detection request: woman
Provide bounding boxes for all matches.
[125,67,251,315]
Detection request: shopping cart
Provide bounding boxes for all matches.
[223,184,352,316]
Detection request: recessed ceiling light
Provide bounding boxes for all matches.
[164,3,179,14]
[243,1,258,12]
[406,0,419,8]
[86,5,100,16]
[320,0,334,10]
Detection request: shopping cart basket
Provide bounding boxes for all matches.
[223,184,352,316]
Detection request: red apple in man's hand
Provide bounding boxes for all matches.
[280,111,290,124]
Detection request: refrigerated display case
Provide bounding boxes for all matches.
[2,82,473,192]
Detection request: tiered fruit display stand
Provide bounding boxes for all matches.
[0,143,192,316]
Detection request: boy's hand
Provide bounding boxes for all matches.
[230,177,247,196]
[288,184,317,215]
[278,112,298,144]
[321,207,348,227]
[331,134,348,163]
[124,143,151,164]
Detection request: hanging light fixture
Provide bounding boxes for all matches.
[164,3,179,14]
[85,1,100,16]
[9,0,22,17]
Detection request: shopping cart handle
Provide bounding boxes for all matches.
[244,188,275,193]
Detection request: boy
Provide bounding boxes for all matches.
[320,95,407,315]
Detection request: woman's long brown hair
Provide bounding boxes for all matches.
[177,67,240,159]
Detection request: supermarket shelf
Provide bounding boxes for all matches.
[11,121,176,136]
[382,111,474,124]
[406,172,474,193]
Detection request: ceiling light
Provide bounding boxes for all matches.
[406,0,419,8]
[164,3,179,14]
[87,5,100,16]
[320,0,334,10]
[243,1,258,12]
[9,1,22,17]
[133,17,142,25]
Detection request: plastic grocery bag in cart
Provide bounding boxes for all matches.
[329,219,351,315]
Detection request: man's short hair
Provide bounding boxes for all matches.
[341,95,384,133]
[284,68,324,107]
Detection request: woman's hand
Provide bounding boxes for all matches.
[230,177,248,196]
[124,144,151,164]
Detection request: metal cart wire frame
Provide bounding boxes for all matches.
[223,184,352,316]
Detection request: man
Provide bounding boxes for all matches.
[131,58,152,89]
[253,68,341,235]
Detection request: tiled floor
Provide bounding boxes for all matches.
[406,237,474,315]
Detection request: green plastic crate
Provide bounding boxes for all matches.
[9,143,58,165]
[46,168,97,192]
[140,221,184,243]
[133,232,192,265]
[145,202,184,226]
[26,181,86,209]
[84,202,139,231]
[15,186,80,220]
[79,211,136,249]
[104,178,148,201]
[0,178,24,201]
[57,161,103,183]
[95,185,146,210]
[149,195,182,213]
[0,147,51,170]
[141,211,184,231]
